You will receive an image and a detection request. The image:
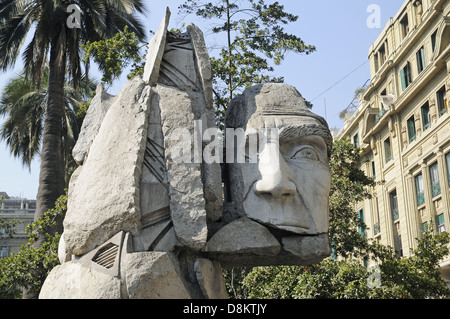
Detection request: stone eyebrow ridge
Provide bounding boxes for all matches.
[279,125,333,157]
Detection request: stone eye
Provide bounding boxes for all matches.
[290,146,319,161]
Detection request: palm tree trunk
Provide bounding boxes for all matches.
[23,29,67,299]
[36,29,66,234]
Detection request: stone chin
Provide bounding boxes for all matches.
[242,186,318,235]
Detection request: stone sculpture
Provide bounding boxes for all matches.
[39,8,332,299]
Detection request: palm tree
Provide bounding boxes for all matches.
[0,0,146,297]
[0,0,145,234]
[0,69,97,183]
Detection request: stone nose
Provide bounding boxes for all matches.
[255,176,296,199]
[254,142,296,199]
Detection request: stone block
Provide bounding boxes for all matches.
[194,258,228,299]
[205,217,280,256]
[121,251,191,298]
[39,262,122,299]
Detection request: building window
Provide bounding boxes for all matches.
[415,173,425,206]
[422,221,428,233]
[446,152,450,187]
[437,86,447,117]
[429,162,441,198]
[407,115,416,142]
[0,246,7,258]
[431,29,437,53]
[395,234,403,258]
[389,189,399,221]
[357,209,366,237]
[373,197,381,236]
[353,133,359,148]
[416,46,426,73]
[384,137,392,163]
[379,43,386,66]
[372,161,376,181]
[421,102,430,131]
[400,14,409,38]
[437,213,446,234]
[400,62,412,91]
[374,54,379,72]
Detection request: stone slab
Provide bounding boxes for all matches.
[143,7,170,85]
[72,83,116,165]
[154,84,208,250]
[63,77,150,256]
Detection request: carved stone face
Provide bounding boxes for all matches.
[226,83,332,236]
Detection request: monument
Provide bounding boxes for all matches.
[39,8,332,299]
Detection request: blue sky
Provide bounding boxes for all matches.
[0,0,404,199]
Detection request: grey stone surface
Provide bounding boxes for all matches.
[40,10,333,300]
[121,251,192,299]
[282,233,331,264]
[63,77,150,256]
[143,7,170,85]
[39,262,122,299]
[225,83,332,235]
[72,83,116,165]
[205,217,280,256]
[132,219,172,251]
[194,258,228,299]
[154,84,208,251]
[139,87,171,229]
[77,231,125,277]
[186,23,213,110]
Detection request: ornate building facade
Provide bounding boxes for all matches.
[0,193,35,258]
[336,0,450,285]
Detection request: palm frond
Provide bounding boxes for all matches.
[0,89,45,168]
[0,7,36,71]
[22,27,50,86]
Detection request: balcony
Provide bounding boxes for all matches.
[375,107,387,123]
